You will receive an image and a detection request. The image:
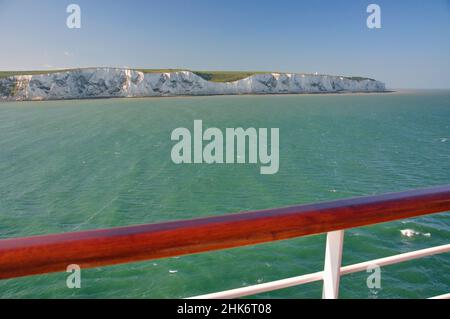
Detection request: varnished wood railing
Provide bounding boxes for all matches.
[0,185,449,282]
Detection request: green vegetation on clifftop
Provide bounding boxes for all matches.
[0,68,375,82]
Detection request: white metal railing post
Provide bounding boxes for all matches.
[191,243,450,299]
[322,230,345,299]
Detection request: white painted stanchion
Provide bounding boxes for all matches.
[190,271,323,299]
[322,230,345,299]
[190,243,449,299]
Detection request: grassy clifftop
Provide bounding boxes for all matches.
[0,68,375,82]
[0,69,266,82]
[136,69,268,82]
[192,71,268,82]
[0,70,69,78]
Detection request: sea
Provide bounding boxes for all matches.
[0,90,449,298]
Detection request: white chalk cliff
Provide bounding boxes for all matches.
[0,68,386,101]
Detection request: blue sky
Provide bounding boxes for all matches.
[0,0,449,88]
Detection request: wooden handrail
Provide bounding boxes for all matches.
[1,185,450,280]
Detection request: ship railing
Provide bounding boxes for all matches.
[0,185,449,299]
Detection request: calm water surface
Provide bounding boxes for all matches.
[0,91,449,298]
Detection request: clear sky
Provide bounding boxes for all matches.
[1,0,449,88]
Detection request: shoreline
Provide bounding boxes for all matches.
[0,90,396,104]
[0,68,387,103]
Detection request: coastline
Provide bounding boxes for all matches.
[0,90,397,104]
[0,68,387,103]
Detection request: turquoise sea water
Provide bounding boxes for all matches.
[0,91,449,298]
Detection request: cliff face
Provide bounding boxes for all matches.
[0,68,386,101]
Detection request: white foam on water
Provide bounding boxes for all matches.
[400,229,431,238]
